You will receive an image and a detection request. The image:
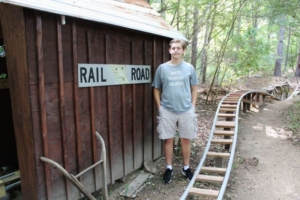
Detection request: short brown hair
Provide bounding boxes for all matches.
[169,39,187,50]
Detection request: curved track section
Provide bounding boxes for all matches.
[180,88,289,200]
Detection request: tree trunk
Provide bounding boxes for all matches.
[161,0,166,19]
[296,47,300,77]
[233,0,242,70]
[273,15,286,77]
[191,6,199,69]
[177,0,181,31]
[201,49,207,83]
[284,27,291,72]
[201,2,214,84]
[201,20,210,84]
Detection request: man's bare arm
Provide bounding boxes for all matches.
[153,88,161,109]
[191,85,198,107]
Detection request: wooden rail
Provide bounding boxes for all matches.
[180,84,291,200]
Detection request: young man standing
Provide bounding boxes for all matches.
[152,39,198,183]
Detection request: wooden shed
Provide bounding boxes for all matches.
[0,0,187,199]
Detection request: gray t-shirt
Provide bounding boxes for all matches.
[152,61,198,113]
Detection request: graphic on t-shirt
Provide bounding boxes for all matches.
[168,71,183,86]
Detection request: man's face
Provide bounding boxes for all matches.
[169,42,185,59]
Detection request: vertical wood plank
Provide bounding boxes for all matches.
[86,31,99,189]
[131,37,144,169]
[36,12,52,200]
[72,21,83,187]
[121,38,133,175]
[143,39,153,162]
[93,32,108,190]
[121,85,126,175]
[57,17,71,199]
[131,41,137,169]
[161,40,166,155]
[105,35,113,184]
[118,34,128,178]
[142,40,146,162]
[152,37,157,160]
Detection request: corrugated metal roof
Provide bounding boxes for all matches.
[0,0,188,41]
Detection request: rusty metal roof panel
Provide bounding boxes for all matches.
[0,0,188,41]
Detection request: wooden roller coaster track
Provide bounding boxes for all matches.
[180,83,294,200]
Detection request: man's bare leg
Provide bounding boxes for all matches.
[180,138,191,166]
[164,138,174,166]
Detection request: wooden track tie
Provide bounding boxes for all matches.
[220,104,237,108]
[215,121,235,128]
[219,108,236,112]
[207,152,230,158]
[196,174,224,183]
[211,139,233,144]
[201,166,227,174]
[189,188,219,198]
[222,101,238,104]
[217,113,236,118]
[214,130,234,136]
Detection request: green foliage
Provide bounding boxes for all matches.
[229,28,273,76]
[284,100,300,133]
[149,0,300,83]
[0,73,7,79]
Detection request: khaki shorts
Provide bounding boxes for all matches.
[156,106,198,140]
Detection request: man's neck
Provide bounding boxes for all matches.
[168,58,183,66]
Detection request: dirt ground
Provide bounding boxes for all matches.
[99,76,300,200]
[225,96,300,200]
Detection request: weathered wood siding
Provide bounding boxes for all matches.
[1,4,170,200]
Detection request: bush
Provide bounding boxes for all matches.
[284,100,300,134]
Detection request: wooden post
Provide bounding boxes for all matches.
[247,94,251,111]
[262,95,266,104]
[243,96,247,113]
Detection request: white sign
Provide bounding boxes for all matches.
[78,64,151,87]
